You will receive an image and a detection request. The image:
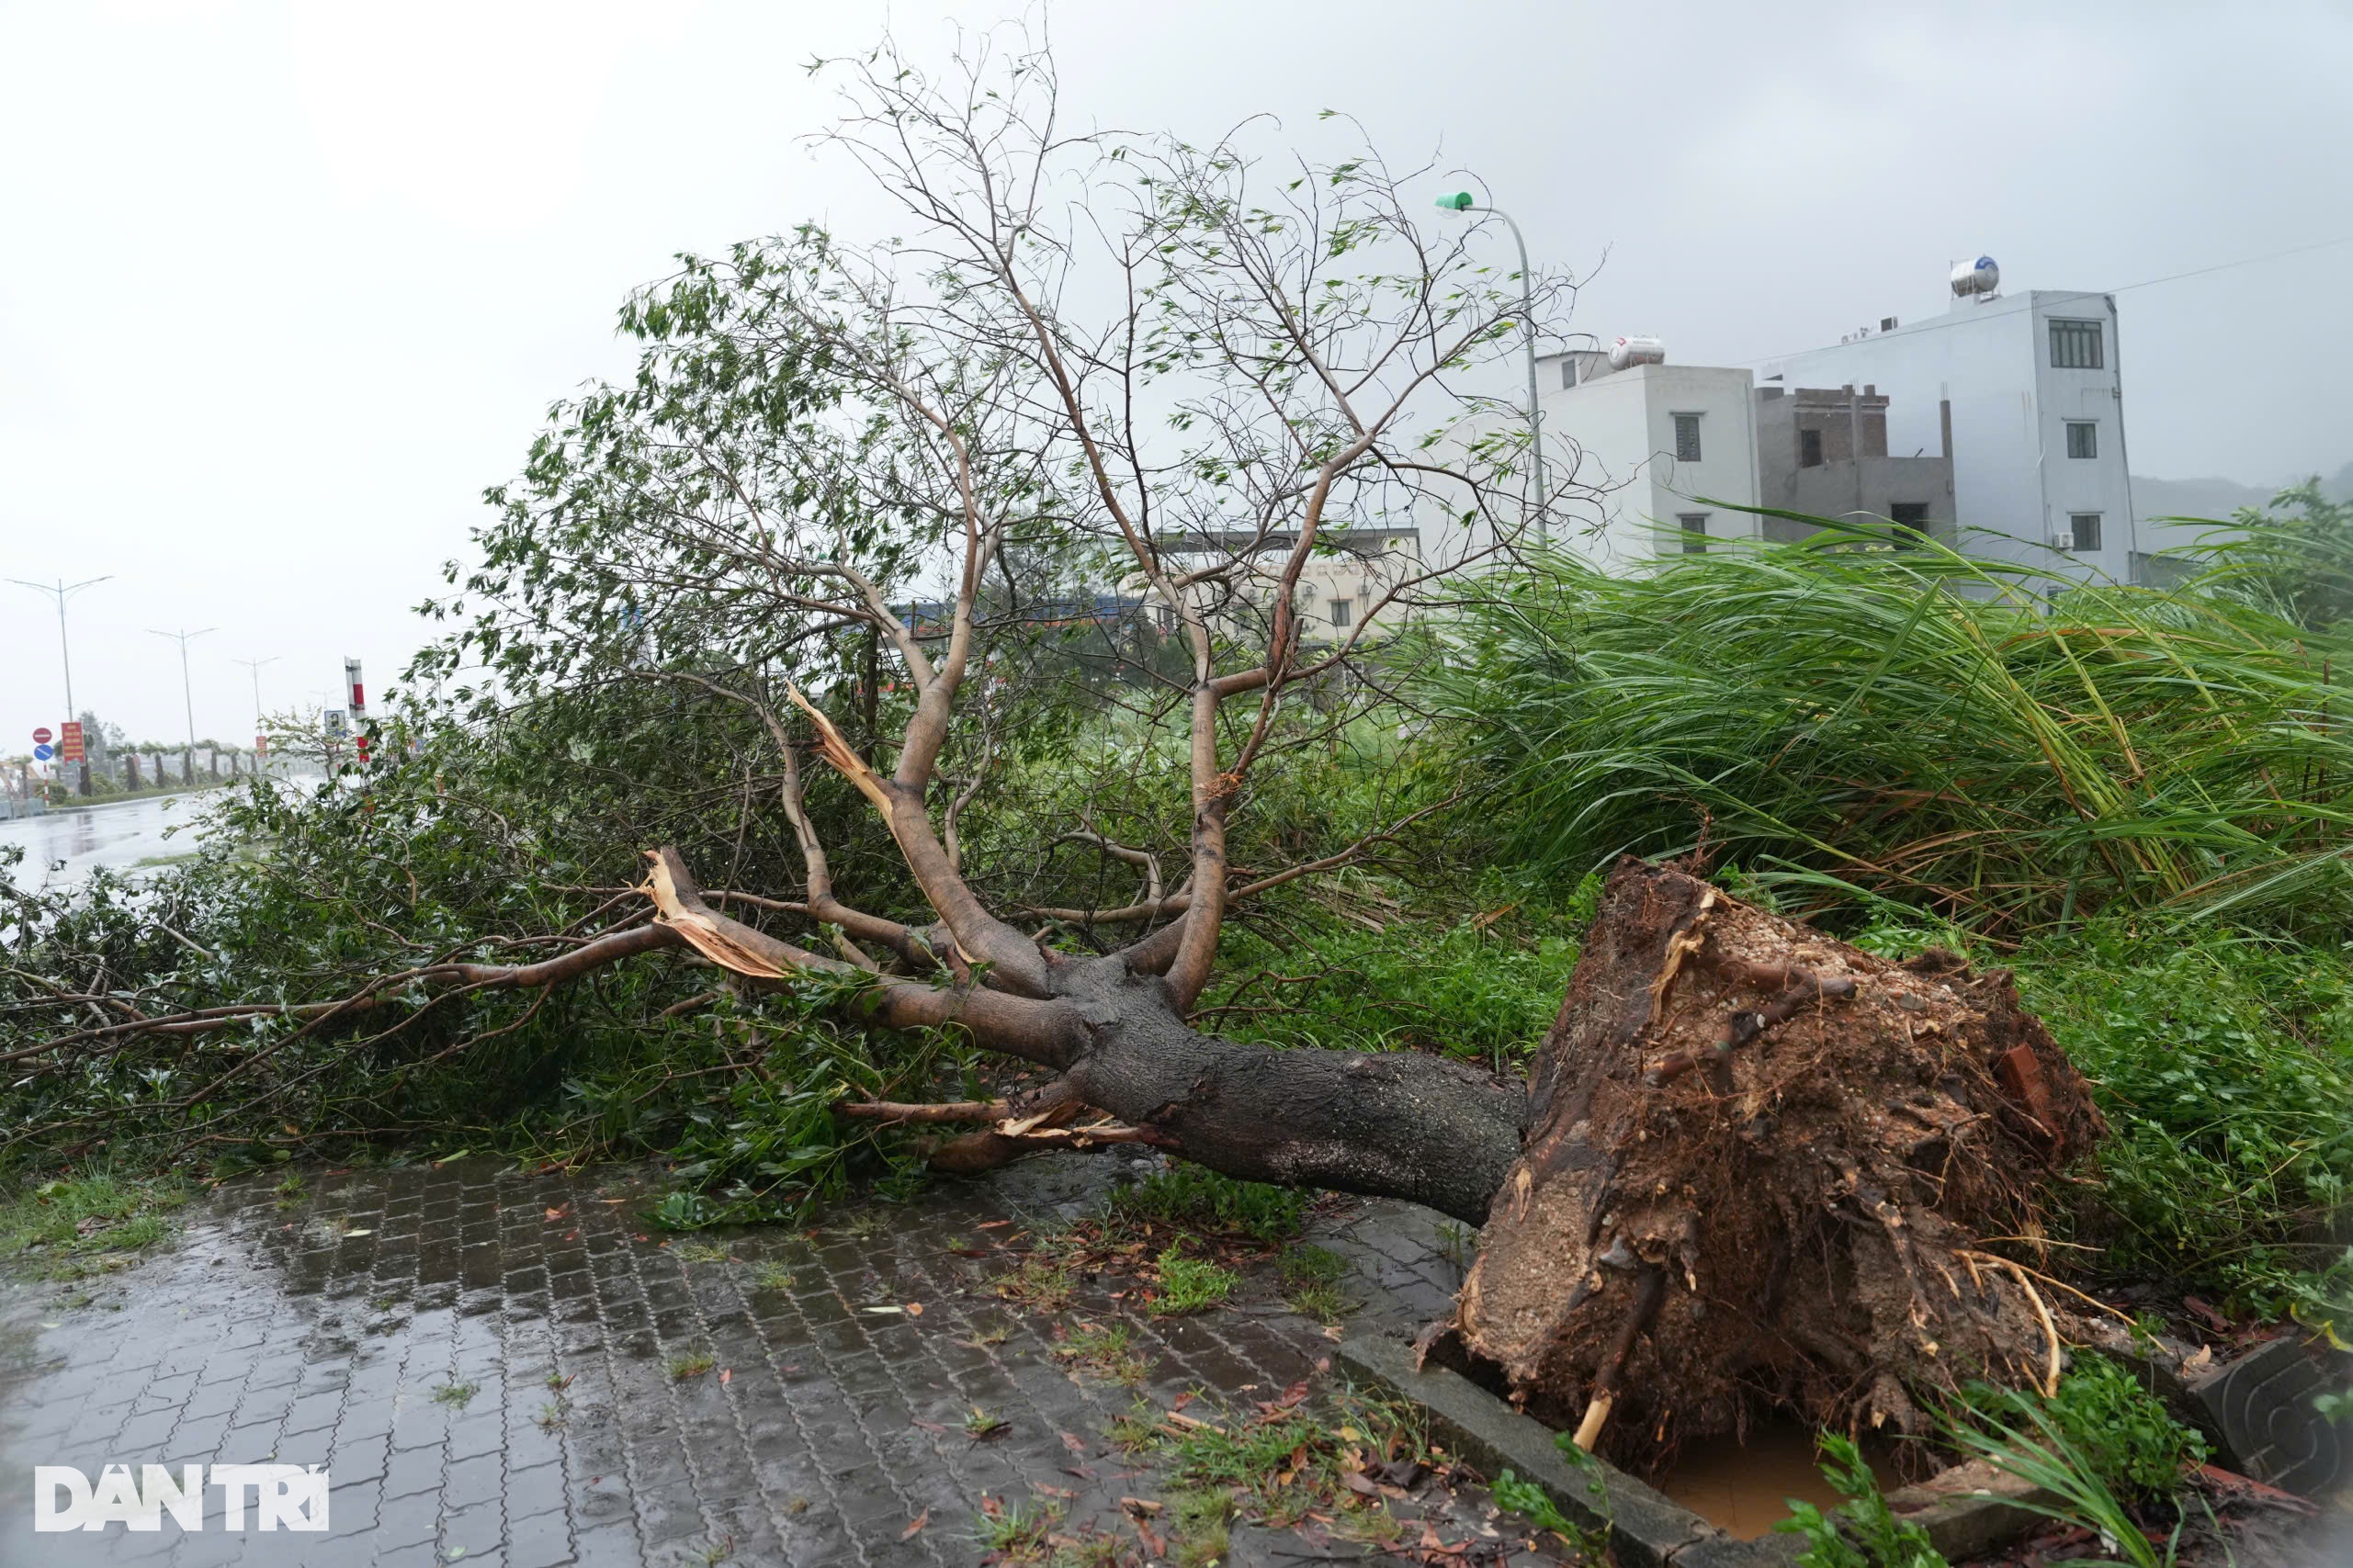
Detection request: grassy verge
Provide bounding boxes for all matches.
[0,1173,187,1283]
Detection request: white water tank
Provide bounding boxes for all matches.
[1607,334,1666,371]
[1950,255,2000,298]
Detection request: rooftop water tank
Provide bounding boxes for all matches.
[1950,255,2000,298]
[1607,334,1666,371]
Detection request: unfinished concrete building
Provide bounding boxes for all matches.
[1754,383,1954,546]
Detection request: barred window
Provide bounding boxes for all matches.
[1679,513,1709,554]
[1673,413,1703,462]
[2049,318,2104,369]
[2070,513,2102,552]
[2065,421,2097,458]
[1328,598,1353,628]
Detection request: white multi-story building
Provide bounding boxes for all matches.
[1142,527,1424,647]
[1429,349,1762,571]
[1762,283,2176,583]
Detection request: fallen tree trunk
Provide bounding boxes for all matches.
[646,847,1533,1224]
[647,847,2102,1468]
[1437,859,2104,1472]
[22,844,2095,1478]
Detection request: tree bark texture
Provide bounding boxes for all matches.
[645,847,1529,1226]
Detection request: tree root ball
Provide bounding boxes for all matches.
[1443,859,2104,1474]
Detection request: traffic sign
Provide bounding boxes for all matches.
[59,721,85,763]
[32,744,53,762]
[31,727,51,746]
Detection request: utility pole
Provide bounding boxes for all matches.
[1435,193,1548,544]
[8,574,111,795]
[149,627,217,768]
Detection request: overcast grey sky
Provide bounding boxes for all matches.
[5,0,2350,749]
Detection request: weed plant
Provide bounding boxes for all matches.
[1107,1164,1307,1245]
[1418,527,2353,935]
[1956,1355,2208,1502]
[1775,1433,1947,1568]
[1940,1387,2204,1568]
[1150,1249,1239,1315]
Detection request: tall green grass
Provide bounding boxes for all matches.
[1416,522,2353,935]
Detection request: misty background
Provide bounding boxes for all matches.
[4,0,2350,750]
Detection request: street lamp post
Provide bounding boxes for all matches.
[149,627,217,778]
[1436,192,1547,542]
[7,574,112,795]
[232,656,280,777]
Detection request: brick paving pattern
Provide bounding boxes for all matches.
[0,1153,1519,1567]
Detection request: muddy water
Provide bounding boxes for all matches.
[1659,1418,1903,1539]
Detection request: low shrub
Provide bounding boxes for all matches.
[1960,1354,2208,1502]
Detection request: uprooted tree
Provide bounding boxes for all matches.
[4,32,2107,1470]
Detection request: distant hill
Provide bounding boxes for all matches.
[2133,474,2269,522]
[2134,461,2352,523]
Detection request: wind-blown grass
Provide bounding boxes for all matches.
[1416,520,2353,935]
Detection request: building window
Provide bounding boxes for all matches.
[2065,421,2097,458]
[2069,513,2102,552]
[1799,428,1824,468]
[2049,318,2104,369]
[1561,359,1576,389]
[1328,598,1353,628]
[1679,513,1708,554]
[1889,502,1929,545]
[1673,413,1703,463]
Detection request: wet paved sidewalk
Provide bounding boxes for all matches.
[0,1152,1508,1567]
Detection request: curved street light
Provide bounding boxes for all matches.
[1437,192,1546,541]
[8,574,112,794]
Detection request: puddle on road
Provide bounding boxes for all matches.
[1658,1416,1903,1539]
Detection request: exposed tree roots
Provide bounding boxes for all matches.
[1434,858,2104,1476]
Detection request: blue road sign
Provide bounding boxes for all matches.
[32,744,54,761]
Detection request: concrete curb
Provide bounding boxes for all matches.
[1336,1328,2049,1567]
[1336,1331,1792,1568]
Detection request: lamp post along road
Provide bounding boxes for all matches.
[7,574,112,795]
[151,627,218,778]
[1436,193,1547,542]
[233,656,280,778]
[232,656,278,729]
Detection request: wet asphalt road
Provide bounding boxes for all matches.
[0,793,217,889]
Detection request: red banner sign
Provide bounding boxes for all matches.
[59,721,85,763]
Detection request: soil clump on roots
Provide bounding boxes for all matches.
[1438,859,2106,1478]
